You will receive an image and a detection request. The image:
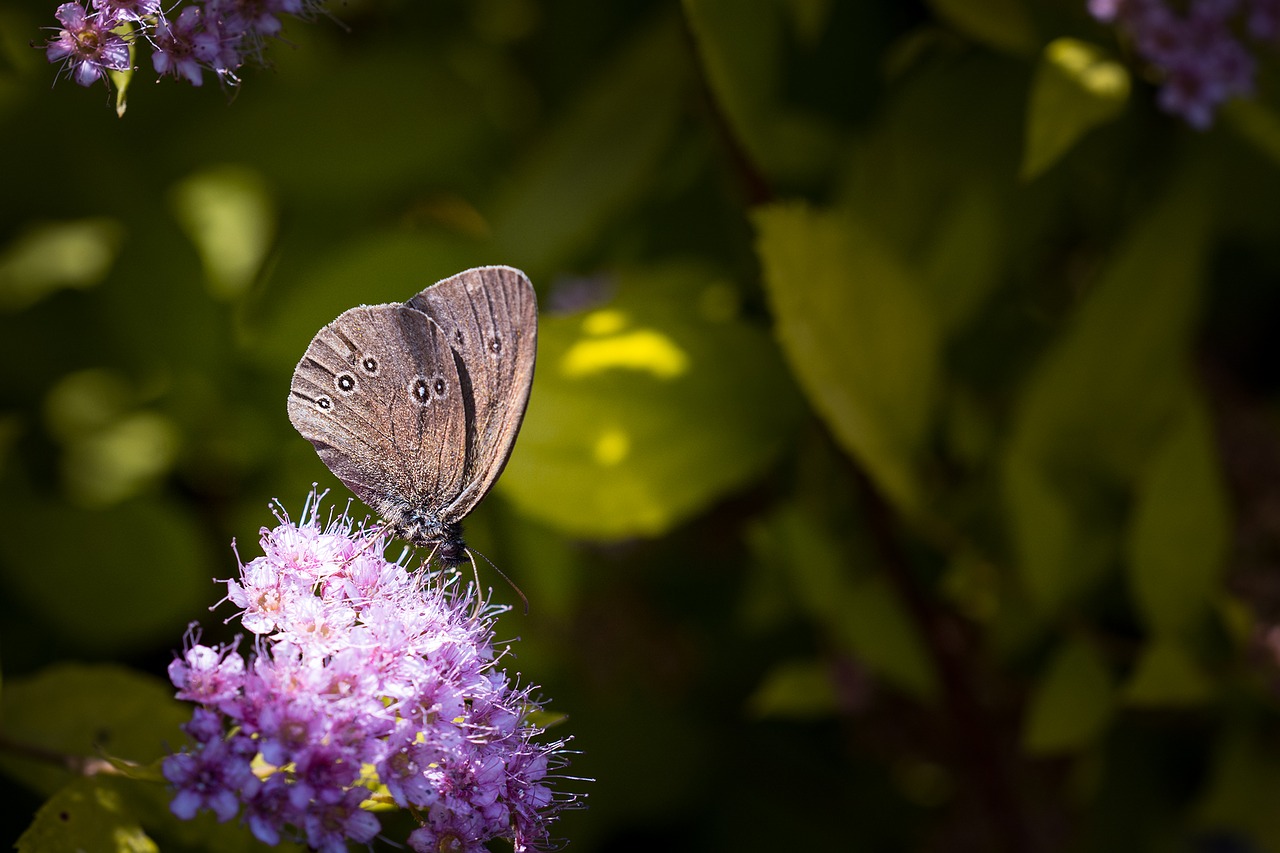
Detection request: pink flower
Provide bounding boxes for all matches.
[163,492,582,850]
[46,2,129,87]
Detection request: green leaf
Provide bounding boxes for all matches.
[107,21,134,118]
[0,219,125,312]
[927,0,1037,56]
[750,505,938,700]
[1002,451,1116,611]
[683,0,782,173]
[1126,387,1229,638]
[0,664,189,798]
[1222,99,1280,167]
[19,775,294,853]
[748,660,841,719]
[918,184,1005,333]
[782,0,831,45]
[1022,637,1115,755]
[754,202,940,513]
[498,264,802,539]
[0,499,212,654]
[1196,725,1280,849]
[1002,182,1209,611]
[17,777,158,853]
[1122,638,1213,707]
[253,230,485,371]
[490,16,686,270]
[682,0,837,183]
[1022,39,1130,181]
[171,166,276,301]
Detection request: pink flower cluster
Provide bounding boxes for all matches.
[163,494,579,852]
[44,0,313,89]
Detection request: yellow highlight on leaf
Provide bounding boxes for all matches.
[593,427,631,466]
[561,327,690,379]
[1047,39,1128,99]
[582,309,628,336]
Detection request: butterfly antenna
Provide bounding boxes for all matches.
[469,547,529,616]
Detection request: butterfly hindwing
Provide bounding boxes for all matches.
[405,266,538,521]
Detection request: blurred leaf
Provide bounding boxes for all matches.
[754,202,940,513]
[0,499,211,654]
[682,0,838,183]
[683,0,781,171]
[1002,456,1117,614]
[1003,182,1209,611]
[102,756,165,784]
[1222,98,1280,167]
[748,660,840,718]
[751,505,938,700]
[171,166,276,301]
[499,265,802,539]
[0,664,187,798]
[918,183,1005,333]
[1126,387,1228,638]
[60,411,180,508]
[1022,39,1129,181]
[1122,638,1213,707]
[9,753,292,853]
[254,230,485,370]
[0,219,124,312]
[16,777,157,853]
[172,36,503,208]
[44,371,181,506]
[782,0,831,45]
[1023,637,1115,755]
[43,369,133,439]
[839,55,1023,285]
[1196,726,1280,849]
[491,15,686,270]
[927,0,1036,56]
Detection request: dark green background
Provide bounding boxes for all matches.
[3,0,1280,850]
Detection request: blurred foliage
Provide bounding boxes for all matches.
[2,0,1280,850]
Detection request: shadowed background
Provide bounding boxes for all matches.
[3,0,1280,850]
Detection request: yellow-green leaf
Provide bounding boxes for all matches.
[17,778,158,853]
[498,265,802,539]
[928,0,1037,56]
[1023,638,1115,754]
[491,16,686,270]
[1127,387,1229,638]
[748,660,841,719]
[1022,39,1130,180]
[754,202,940,514]
[1003,182,1209,612]
[1122,638,1214,707]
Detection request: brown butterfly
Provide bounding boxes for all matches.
[288,266,537,567]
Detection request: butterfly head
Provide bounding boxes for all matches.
[388,504,468,568]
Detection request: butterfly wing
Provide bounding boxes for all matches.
[405,265,538,521]
[287,303,469,520]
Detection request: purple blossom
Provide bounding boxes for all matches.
[1088,0,1275,128]
[163,491,583,850]
[1248,0,1280,38]
[163,735,259,822]
[151,7,217,86]
[91,0,159,22]
[45,2,130,87]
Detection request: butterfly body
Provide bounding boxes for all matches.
[287,266,537,564]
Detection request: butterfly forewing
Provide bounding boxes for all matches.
[405,266,538,521]
[287,304,470,516]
